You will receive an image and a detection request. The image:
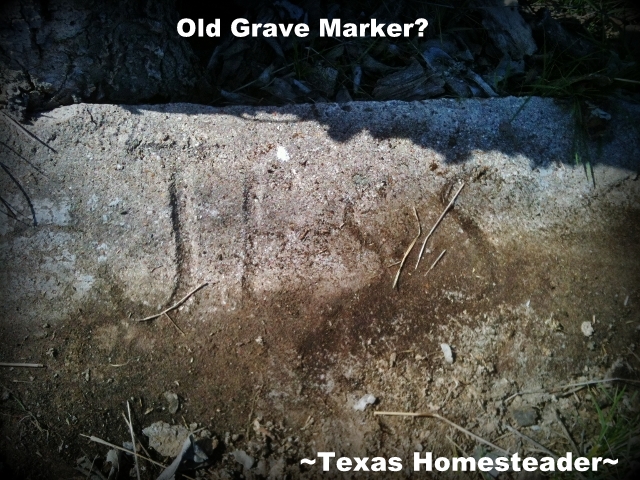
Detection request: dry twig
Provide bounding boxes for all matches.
[80,434,165,468]
[392,207,421,290]
[121,413,152,459]
[504,425,557,458]
[126,401,141,480]
[75,455,106,480]
[1,111,57,153]
[0,161,38,226]
[136,283,208,322]
[415,182,465,270]
[164,312,185,336]
[426,249,446,275]
[374,410,510,456]
[0,362,44,368]
[0,140,46,175]
[81,433,198,480]
[109,361,130,368]
[504,425,587,480]
[505,377,640,403]
[554,409,579,455]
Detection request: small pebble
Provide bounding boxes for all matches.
[511,407,538,427]
[441,343,454,364]
[353,394,376,411]
[581,321,594,337]
[164,391,179,414]
[232,450,255,470]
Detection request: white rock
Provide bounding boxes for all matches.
[581,321,594,337]
[441,343,454,364]
[353,394,376,411]
[276,146,290,162]
[164,391,179,414]
[233,450,255,470]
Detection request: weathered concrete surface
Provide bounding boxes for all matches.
[1,98,640,479]
[1,97,639,333]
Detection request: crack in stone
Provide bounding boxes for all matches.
[240,175,251,305]
[168,172,187,303]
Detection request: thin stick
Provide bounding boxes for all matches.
[0,111,57,153]
[136,283,208,322]
[628,347,640,365]
[614,78,640,85]
[392,207,421,290]
[109,361,130,368]
[246,386,262,438]
[231,62,295,93]
[80,434,166,468]
[164,312,185,336]
[87,431,197,480]
[76,457,107,480]
[374,410,510,456]
[0,140,46,175]
[505,425,586,480]
[565,377,640,387]
[426,249,446,275]
[554,410,579,455]
[415,182,465,270]
[0,362,44,368]
[504,425,556,458]
[0,196,19,220]
[446,436,484,480]
[126,401,141,480]
[0,161,38,226]
[505,377,640,403]
[121,413,153,460]
[88,455,102,480]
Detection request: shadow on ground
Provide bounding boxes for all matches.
[119,97,640,170]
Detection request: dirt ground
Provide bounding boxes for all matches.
[2,194,639,479]
[1,100,640,479]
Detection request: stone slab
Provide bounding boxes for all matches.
[1,98,639,332]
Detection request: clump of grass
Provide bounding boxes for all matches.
[552,385,640,480]
[570,98,596,185]
[513,0,640,99]
[587,386,640,477]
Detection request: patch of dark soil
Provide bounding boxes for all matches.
[3,191,638,478]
